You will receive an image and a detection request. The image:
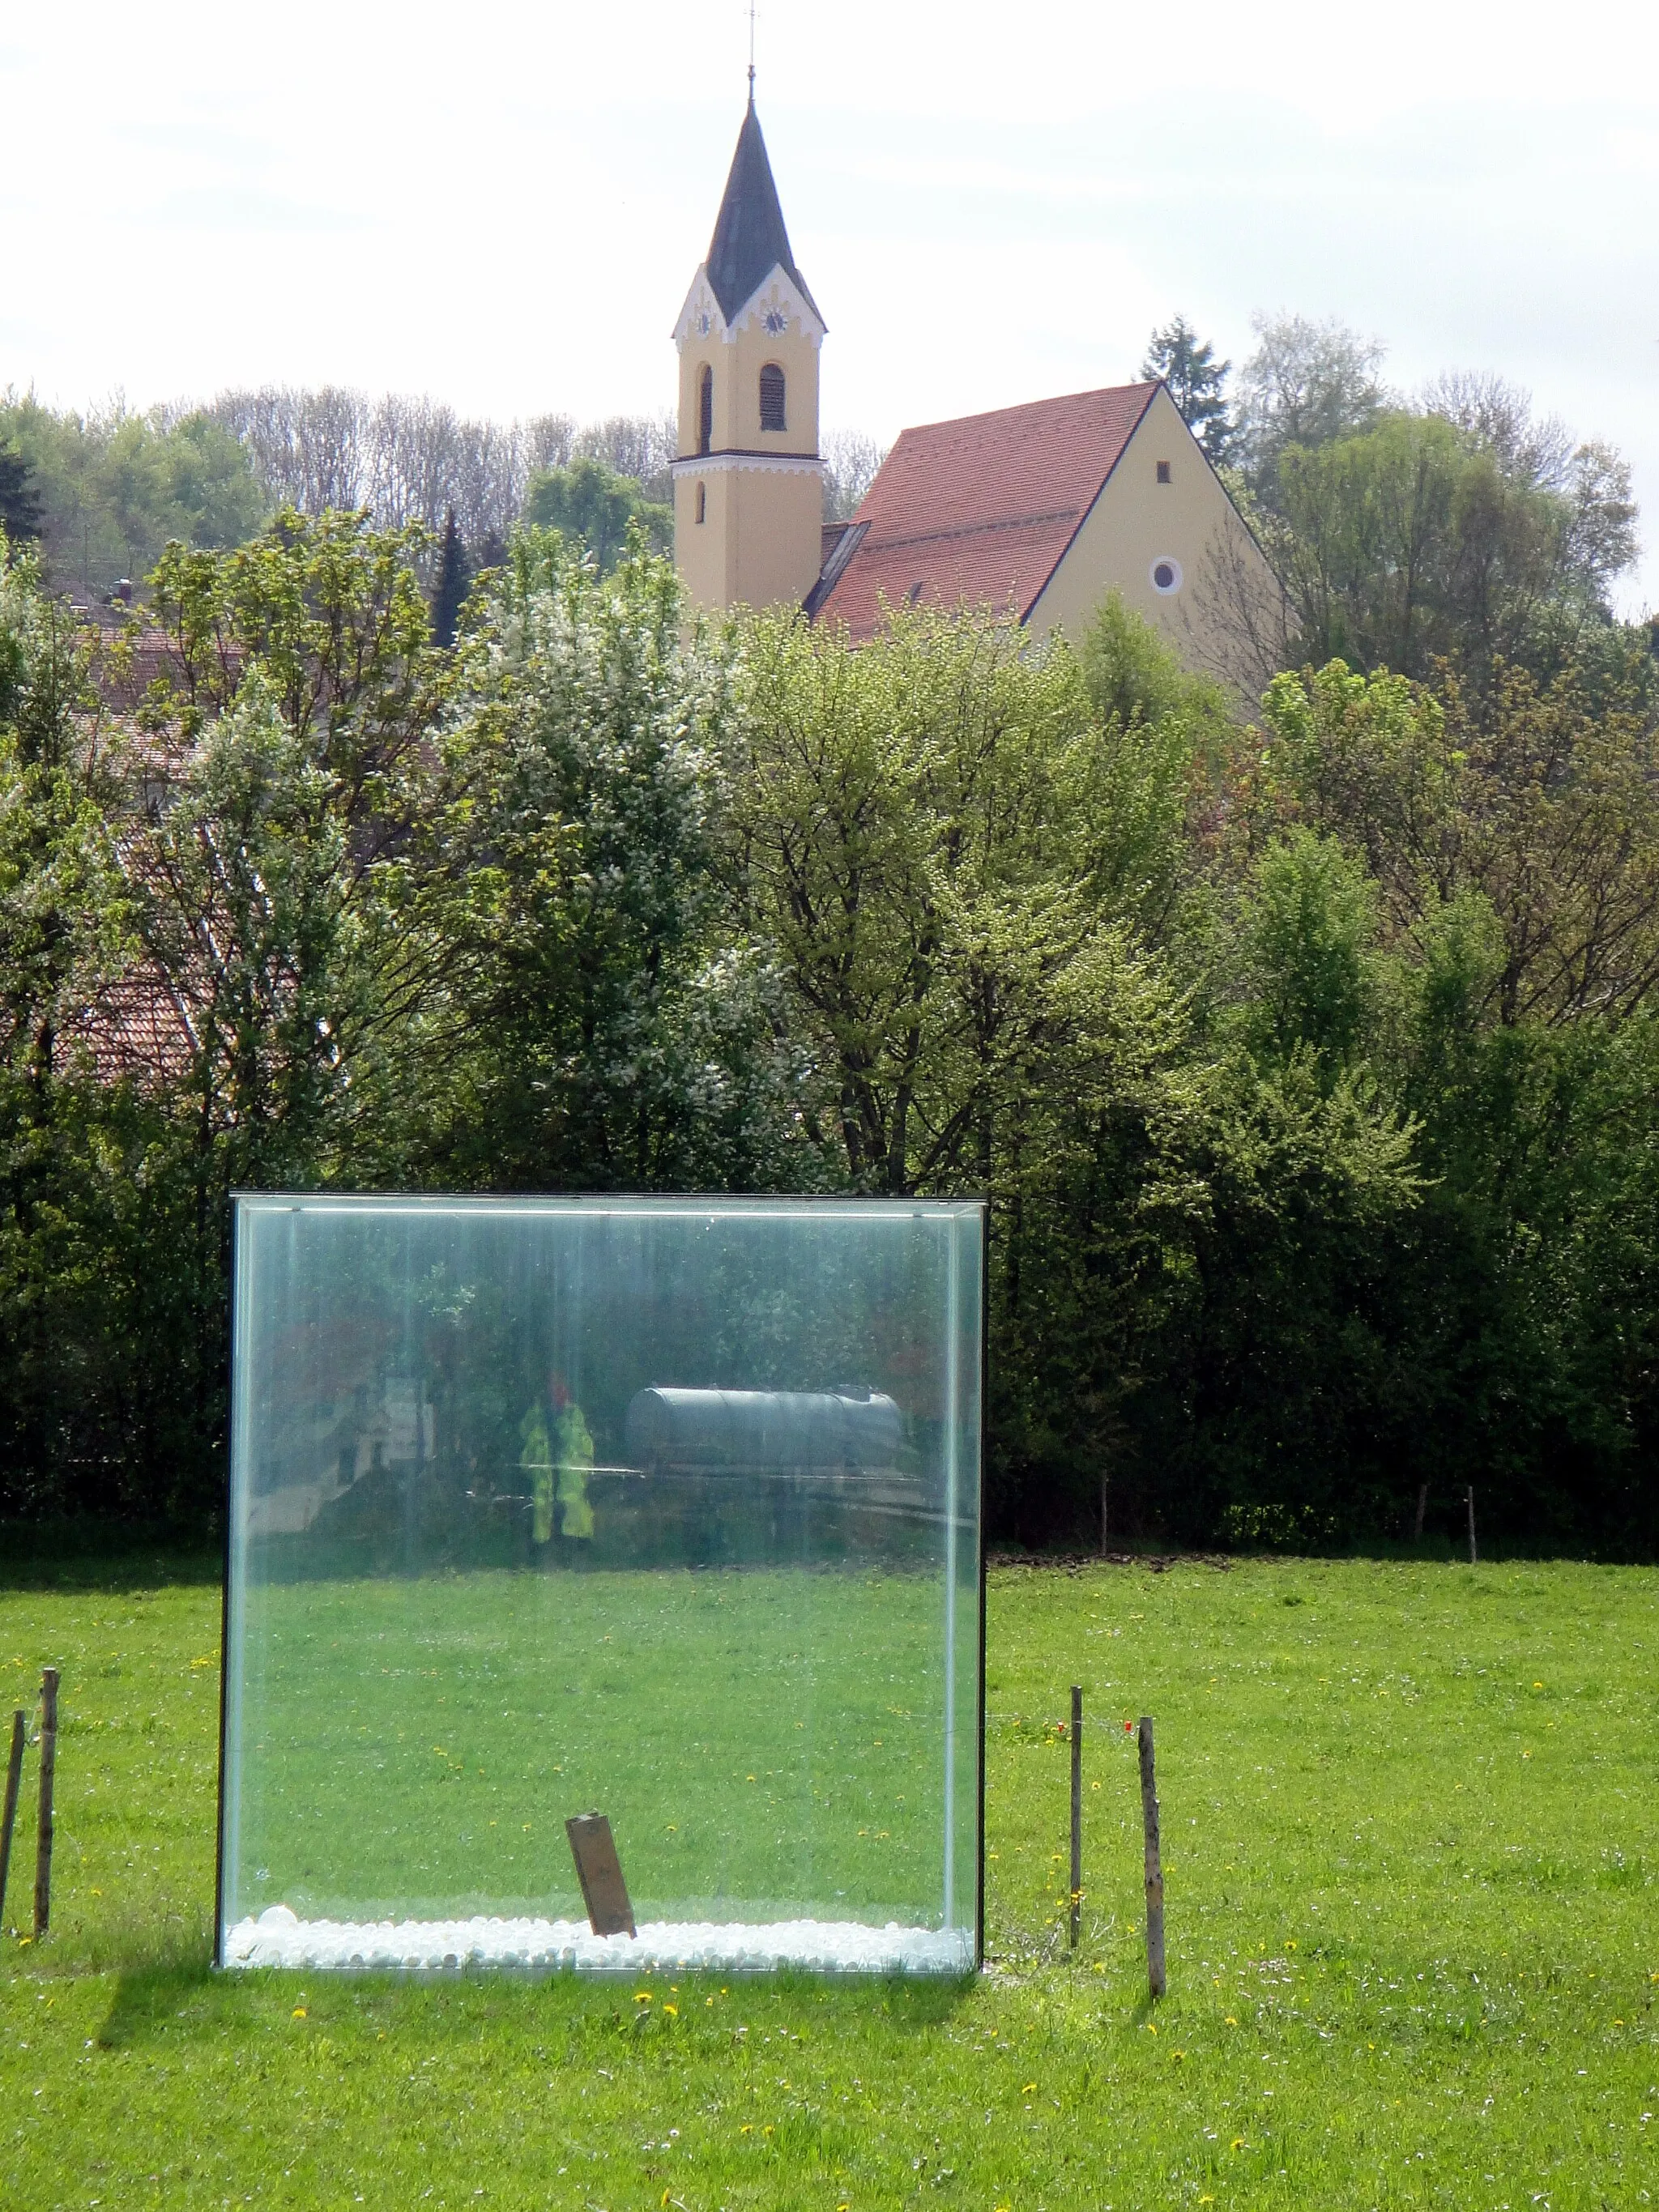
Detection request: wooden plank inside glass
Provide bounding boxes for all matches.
[565,1812,636,1937]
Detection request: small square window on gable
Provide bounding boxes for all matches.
[1156,460,1171,484]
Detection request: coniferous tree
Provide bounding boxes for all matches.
[1140,316,1235,462]
[431,507,468,649]
[0,444,41,542]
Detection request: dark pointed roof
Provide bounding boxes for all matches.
[705,99,824,329]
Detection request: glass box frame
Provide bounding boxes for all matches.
[216,1192,985,1976]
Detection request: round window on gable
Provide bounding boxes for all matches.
[1149,556,1183,596]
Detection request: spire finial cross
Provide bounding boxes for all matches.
[748,0,756,100]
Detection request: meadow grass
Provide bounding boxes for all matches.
[228,1564,963,1929]
[2,1551,1657,2209]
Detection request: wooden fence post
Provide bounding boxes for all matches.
[1099,1471,1109,1556]
[1467,1485,1478,1566]
[0,1710,23,1929]
[1068,1686,1082,1950]
[33,1668,58,1939]
[1414,1485,1427,1543]
[1138,1714,1165,1999]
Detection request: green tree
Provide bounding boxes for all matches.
[1235,313,1388,499]
[161,411,271,552]
[0,447,41,543]
[0,397,268,600]
[1235,829,1380,1080]
[1140,316,1234,461]
[70,511,449,1504]
[519,458,672,573]
[731,600,1221,1532]
[398,530,804,1193]
[430,507,468,650]
[1257,654,1659,1026]
[1271,411,1612,678]
[0,539,139,1514]
[134,511,443,1157]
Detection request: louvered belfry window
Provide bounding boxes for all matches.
[697,365,713,456]
[759,364,787,433]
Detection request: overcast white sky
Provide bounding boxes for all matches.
[2,0,1656,609]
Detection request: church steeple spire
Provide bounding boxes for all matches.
[671,97,827,616]
[704,101,824,330]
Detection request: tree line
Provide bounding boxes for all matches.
[0,388,889,606]
[2,464,1657,1552]
[1143,313,1640,693]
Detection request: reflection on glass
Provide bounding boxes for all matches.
[220,1195,983,1975]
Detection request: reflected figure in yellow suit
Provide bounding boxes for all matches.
[520,1372,595,1545]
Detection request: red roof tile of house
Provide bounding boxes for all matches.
[813,382,1159,639]
[66,961,197,1090]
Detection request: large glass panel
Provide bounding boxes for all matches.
[220,1195,983,1975]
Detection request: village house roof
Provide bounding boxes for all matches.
[811,381,1160,638]
[705,98,824,328]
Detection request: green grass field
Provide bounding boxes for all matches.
[2,1552,1657,2209]
[228,1564,970,1931]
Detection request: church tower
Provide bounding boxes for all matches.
[672,98,825,614]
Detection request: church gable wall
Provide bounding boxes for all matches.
[1026,384,1281,685]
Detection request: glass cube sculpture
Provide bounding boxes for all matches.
[219,1194,983,1975]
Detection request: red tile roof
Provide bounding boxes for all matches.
[813,382,1159,639]
[66,961,197,1089]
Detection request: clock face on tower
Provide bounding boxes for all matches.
[763,309,787,335]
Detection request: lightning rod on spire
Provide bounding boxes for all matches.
[748,0,756,100]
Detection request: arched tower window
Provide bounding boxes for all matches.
[759,364,787,434]
[697,365,713,456]
[695,480,706,525]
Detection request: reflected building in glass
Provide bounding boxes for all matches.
[218,1194,983,1975]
